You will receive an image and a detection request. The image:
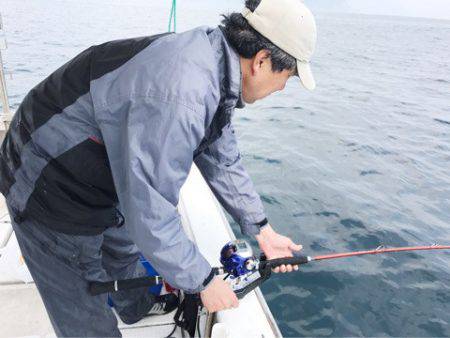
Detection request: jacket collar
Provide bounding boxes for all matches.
[192,27,245,158]
[208,26,245,110]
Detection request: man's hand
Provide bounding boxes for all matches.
[200,276,239,313]
[255,224,302,273]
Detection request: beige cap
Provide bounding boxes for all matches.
[242,0,317,90]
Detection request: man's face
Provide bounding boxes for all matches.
[241,50,296,104]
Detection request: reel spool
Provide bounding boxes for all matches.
[220,239,257,278]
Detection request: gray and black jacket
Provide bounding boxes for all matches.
[0,26,268,293]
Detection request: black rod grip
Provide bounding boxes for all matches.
[89,276,162,296]
[263,255,309,269]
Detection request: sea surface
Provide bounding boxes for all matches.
[1,0,450,336]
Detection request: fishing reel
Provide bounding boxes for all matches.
[220,239,258,278]
[218,239,311,299]
[219,240,270,299]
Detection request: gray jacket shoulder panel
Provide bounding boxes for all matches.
[90,26,222,122]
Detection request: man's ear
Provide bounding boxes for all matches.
[252,49,271,75]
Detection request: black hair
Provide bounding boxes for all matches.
[220,0,297,73]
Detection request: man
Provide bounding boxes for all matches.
[0,0,316,336]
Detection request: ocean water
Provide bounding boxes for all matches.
[1,0,450,336]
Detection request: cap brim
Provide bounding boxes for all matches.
[297,60,316,91]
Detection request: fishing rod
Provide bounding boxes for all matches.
[89,240,450,298]
[214,241,450,299]
[309,244,450,262]
[88,240,450,337]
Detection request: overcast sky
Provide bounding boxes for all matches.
[304,0,450,20]
[348,0,450,20]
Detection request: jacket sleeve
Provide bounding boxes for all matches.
[97,96,213,294]
[194,121,268,236]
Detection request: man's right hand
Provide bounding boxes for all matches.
[200,276,239,312]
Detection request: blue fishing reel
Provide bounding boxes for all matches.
[218,239,310,299]
[220,239,258,278]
